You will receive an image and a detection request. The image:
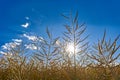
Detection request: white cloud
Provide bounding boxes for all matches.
[13,39,22,46]
[25,44,37,50]
[2,42,16,50]
[23,34,38,41]
[1,39,22,50]
[21,22,29,28]
[23,33,44,42]
[2,44,8,50]
[12,39,22,43]
[8,43,17,48]
[0,39,23,58]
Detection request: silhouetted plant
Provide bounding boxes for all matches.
[88,30,120,80]
[33,27,61,79]
[61,11,89,79]
[0,11,120,80]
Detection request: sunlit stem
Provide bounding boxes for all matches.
[73,27,77,78]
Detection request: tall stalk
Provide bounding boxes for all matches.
[88,31,120,79]
[61,11,89,79]
[33,27,61,79]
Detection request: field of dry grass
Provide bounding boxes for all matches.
[0,57,120,80]
[0,12,120,80]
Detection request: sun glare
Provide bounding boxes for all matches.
[66,43,75,53]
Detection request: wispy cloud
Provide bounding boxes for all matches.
[2,42,17,50]
[23,34,38,41]
[25,44,37,50]
[22,34,44,50]
[0,39,22,57]
[12,39,22,43]
[23,34,44,43]
[0,33,44,57]
[21,22,29,28]
[1,39,22,50]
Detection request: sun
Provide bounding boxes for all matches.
[66,43,75,53]
[66,42,79,56]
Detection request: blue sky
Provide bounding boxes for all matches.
[0,0,120,46]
